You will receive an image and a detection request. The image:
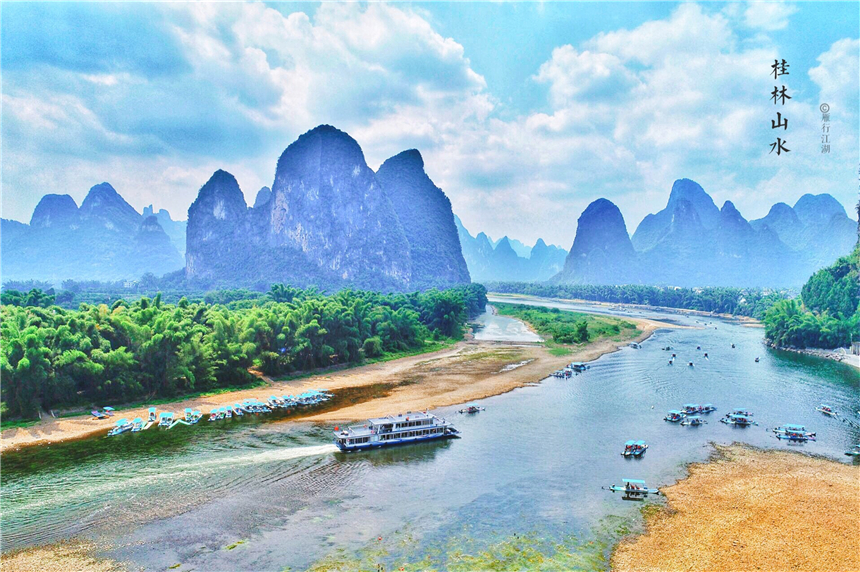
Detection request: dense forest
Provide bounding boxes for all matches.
[1,284,487,419]
[763,246,859,349]
[486,282,789,319]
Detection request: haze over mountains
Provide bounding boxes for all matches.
[2,183,184,282]
[2,128,855,291]
[456,217,568,282]
[556,179,857,288]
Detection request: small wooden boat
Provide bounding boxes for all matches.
[729,408,754,417]
[845,444,860,457]
[606,479,660,497]
[696,346,701,350]
[458,405,485,414]
[664,410,686,423]
[108,418,133,436]
[683,403,717,415]
[688,362,694,367]
[703,352,709,358]
[681,416,706,427]
[91,410,109,420]
[755,357,760,363]
[816,404,837,417]
[731,344,736,349]
[570,362,589,372]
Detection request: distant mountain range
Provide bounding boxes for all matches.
[555,179,857,288]
[455,217,568,282]
[2,183,184,282]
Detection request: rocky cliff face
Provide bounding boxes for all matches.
[632,179,720,251]
[376,149,470,288]
[185,125,469,290]
[2,184,183,282]
[143,204,187,256]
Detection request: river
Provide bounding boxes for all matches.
[3,298,859,570]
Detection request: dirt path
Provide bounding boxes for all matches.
[612,444,860,572]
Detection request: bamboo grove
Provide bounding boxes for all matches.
[1,284,487,418]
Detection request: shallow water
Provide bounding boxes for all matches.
[3,301,858,571]
[472,304,543,342]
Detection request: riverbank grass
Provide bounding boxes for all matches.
[494,303,640,347]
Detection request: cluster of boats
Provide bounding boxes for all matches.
[621,440,648,457]
[106,390,333,437]
[663,403,718,425]
[551,362,589,378]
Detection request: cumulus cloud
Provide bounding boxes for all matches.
[1,2,857,247]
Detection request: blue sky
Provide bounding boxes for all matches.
[3,2,858,247]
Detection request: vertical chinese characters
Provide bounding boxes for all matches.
[820,103,831,154]
[769,59,790,156]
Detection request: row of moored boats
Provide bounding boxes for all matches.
[107,390,333,437]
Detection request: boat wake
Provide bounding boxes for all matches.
[193,444,339,469]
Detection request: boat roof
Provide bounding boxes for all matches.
[103,406,115,411]
[159,412,173,418]
[703,403,714,407]
[683,404,699,408]
[623,479,646,484]
[367,411,435,425]
[783,424,806,430]
[148,407,156,412]
[133,417,142,422]
[115,418,128,425]
[625,440,635,445]
[668,410,683,414]
[634,440,646,445]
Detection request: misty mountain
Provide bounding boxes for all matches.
[455,217,567,282]
[556,180,857,288]
[2,183,184,282]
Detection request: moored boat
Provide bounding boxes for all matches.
[773,424,815,437]
[680,416,706,426]
[334,411,458,452]
[130,417,144,432]
[158,412,174,427]
[108,418,133,436]
[845,444,860,457]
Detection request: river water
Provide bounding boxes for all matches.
[3,298,858,570]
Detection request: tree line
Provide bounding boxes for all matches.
[485,282,789,319]
[763,246,859,349]
[1,284,487,418]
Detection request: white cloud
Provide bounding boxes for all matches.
[744,2,798,31]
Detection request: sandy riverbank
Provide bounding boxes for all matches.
[612,444,859,572]
[1,315,670,454]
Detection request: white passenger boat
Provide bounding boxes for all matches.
[334,411,458,452]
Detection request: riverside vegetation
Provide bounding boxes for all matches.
[0,283,487,420]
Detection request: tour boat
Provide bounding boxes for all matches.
[664,410,686,422]
[130,417,144,432]
[458,405,485,414]
[844,444,860,457]
[682,404,717,415]
[621,440,648,457]
[680,416,706,427]
[729,408,754,417]
[721,413,757,426]
[606,479,660,497]
[158,412,174,427]
[334,411,459,452]
[816,404,837,417]
[700,403,717,413]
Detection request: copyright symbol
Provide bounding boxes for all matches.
[820,103,830,113]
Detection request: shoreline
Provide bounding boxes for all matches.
[767,342,860,370]
[1,314,671,454]
[612,443,859,572]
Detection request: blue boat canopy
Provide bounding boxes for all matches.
[623,479,646,484]
[635,440,646,446]
[159,412,173,418]
[148,407,156,412]
[185,408,192,413]
[133,417,142,422]
[103,407,115,411]
[114,418,128,425]
[668,410,683,414]
[784,424,806,431]
[625,440,635,446]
